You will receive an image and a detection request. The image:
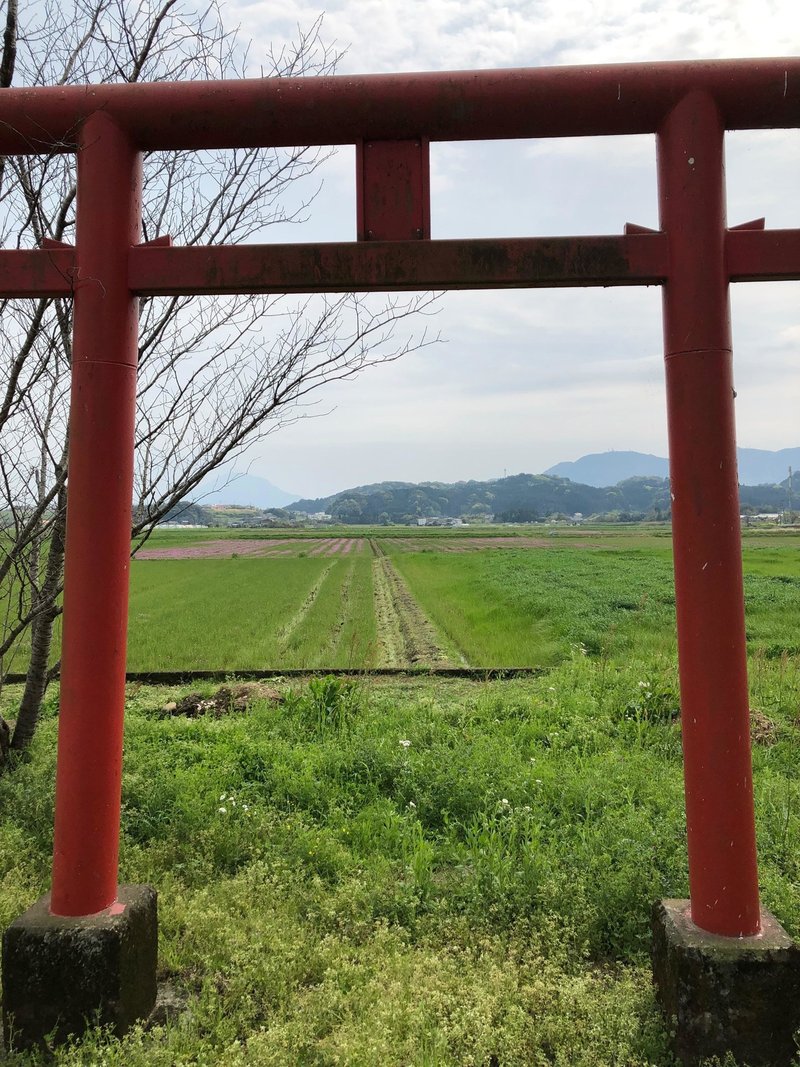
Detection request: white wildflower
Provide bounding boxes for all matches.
[218,807,227,814]
[399,739,411,748]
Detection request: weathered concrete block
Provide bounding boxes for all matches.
[652,898,800,1067]
[2,884,157,1052]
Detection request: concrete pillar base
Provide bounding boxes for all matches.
[2,885,157,1052]
[651,898,800,1067]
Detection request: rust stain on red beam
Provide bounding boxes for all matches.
[0,248,75,296]
[727,228,800,282]
[0,59,798,154]
[129,235,668,295]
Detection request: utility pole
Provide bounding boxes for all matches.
[788,466,794,525]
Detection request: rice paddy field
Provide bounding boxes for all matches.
[120,525,800,672]
[2,524,800,1064]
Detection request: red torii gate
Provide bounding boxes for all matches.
[2,57,800,1053]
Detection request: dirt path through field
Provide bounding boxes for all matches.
[370,540,465,668]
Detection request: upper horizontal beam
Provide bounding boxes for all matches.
[0,58,799,154]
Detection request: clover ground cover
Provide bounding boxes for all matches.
[388,536,800,668]
[2,653,799,1064]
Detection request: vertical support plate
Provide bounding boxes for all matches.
[356,138,431,241]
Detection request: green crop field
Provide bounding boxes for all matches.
[128,554,377,671]
[6,526,800,675]
[120,527,800,672]
[2,524,800,1063]
[388,540,800,667]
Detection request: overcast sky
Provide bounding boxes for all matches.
[225,0,800,499]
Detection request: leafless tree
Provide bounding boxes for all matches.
[0,0,437,759]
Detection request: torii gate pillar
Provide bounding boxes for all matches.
[2,113,158,1052]
[650,91,800,1067]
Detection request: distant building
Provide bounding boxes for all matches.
[741,513,781,524]
[157,522,209,529]
[417,516,464,527]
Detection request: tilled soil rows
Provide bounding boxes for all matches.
[385,536,559,553]
[136,539,293,559]
[370,540,464,668]
[137,538,365,559]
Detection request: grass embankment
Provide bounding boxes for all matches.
[1,656,799,1064]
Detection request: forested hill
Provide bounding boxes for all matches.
[291,471,799,524]
[292,474,672,523]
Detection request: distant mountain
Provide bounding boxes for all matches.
[192,470,299,509]
[545,452,668,486]
[544,448,800,487]
[736,448,800,486]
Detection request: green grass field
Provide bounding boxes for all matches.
[128,554,377,670]
[2,655,799,1064]
[2,525,800,1063]
[120,527,800,672]
[9,527,795,673]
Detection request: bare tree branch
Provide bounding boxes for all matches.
[0,0,439,751]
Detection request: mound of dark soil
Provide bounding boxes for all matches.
[161,682,283,718]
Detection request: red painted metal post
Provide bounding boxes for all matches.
[50,113,141,917]
[658,91,760,936]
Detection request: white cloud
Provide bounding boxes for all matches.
[233,0,800,76]
[223,0,800,497]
